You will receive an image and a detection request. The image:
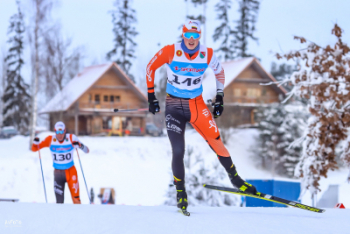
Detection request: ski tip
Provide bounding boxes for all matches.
[114,109,118,112]
[203,184,206,187]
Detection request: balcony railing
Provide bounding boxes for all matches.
[225,95,279,104]
[79,102,142,110]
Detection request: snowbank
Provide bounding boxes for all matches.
[1,202,349,234]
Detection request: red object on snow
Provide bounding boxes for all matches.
[334,203,346,209]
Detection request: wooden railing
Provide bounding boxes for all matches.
[225,95,278,104]
[79,102,141,110]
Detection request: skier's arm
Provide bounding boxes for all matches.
[31,136,52,152]
[71,134,89,153]
[207,48,225,94]
[146,44,174,94]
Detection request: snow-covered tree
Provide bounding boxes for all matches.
[164,145,239,207]
[279,106,307,177]
[255,100,306,177]
[275,24,350,197]
[213,0,235,61]
[255,101,286,175]
[107,0,138,82]
[2,1,31,134]
[232,0,260,58]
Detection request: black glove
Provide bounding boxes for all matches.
[73,141,84,149]
[34,137,40,144]
[148,93,160,115]
[213,92,224,118]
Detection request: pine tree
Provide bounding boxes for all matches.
[107,0,138,82]
[278,106,307,177]
[164,145,239,207]
[2,1,31,134]
[255,102,286,175]
[213,0,235,61]
[255,100,306,177]
[232,0,260,58]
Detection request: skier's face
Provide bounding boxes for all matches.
[182,33,201,50]
[56,130,66,142]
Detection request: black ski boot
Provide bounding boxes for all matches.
[228,165,257,195]
[174,180,189,213]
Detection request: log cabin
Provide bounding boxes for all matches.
[40,63,148,136]
[202,57,287,127]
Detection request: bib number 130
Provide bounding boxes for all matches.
[173,75,201,86]
[53,153,72,161]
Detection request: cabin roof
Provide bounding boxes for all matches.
[40,63,147,113]
[202,57,287,101]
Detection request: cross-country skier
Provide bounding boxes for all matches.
[31,121,90,204]
[146,20,257,212]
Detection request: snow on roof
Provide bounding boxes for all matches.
[40,63,113,113]
[202,57,255,101]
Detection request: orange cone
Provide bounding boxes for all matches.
[334,203,346,209]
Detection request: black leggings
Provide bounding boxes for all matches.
[165,95,233,182]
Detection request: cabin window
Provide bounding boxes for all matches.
[110,95,114,102]
[104,95,109,102]
[247,88,261,97]
[95,94,100,104]
[88,94,92,103]
[233,89,241,97]
[115,96,120,102]
[262,88,267,96]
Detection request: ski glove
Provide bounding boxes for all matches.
[33,137,40,144]
[213,92,224,118]
[73,141,84,149]
[148,92,160,115]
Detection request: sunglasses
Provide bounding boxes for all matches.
[56,130,65,134]
[183,32,200,40]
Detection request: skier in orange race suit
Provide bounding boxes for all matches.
[146,20,257,211]
[31,121,90,204]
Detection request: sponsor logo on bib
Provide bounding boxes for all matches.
[200,51,206,59]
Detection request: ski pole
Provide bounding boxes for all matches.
[113,108,149,113]
[76,149,91,204]
[37,149,48,203]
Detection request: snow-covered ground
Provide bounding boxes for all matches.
[1,128,350,233]
[1,128,350,206]
[1,202,349,234]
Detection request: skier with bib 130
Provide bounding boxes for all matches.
[146,20,257,213]
[31,121,90,204]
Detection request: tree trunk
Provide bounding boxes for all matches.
[29,0,39,149]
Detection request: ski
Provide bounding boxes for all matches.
[203,184,325,213]
[179,208,190,216]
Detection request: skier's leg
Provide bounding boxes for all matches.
[189,95,257,194]
[165,95,190,209]
[165,95,190,182]
[54,169,66,203]
[66,165,81,204]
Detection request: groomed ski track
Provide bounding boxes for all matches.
[1,203,349,234]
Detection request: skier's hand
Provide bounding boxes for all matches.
[72,141,82,148]
[213,92,224,118]
[148,93,160,115]
[33,137,40,144]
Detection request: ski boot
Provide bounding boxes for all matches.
[174,180,190,216]
[228,164,257,195]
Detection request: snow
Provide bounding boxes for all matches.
[1,128,350,233]
[1,203,349,234]
[39,63,117,113]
